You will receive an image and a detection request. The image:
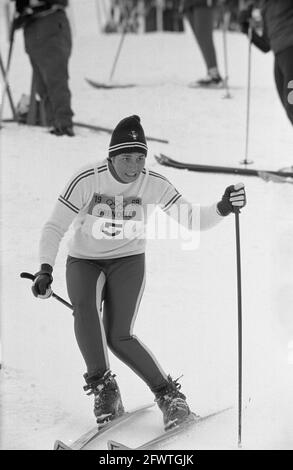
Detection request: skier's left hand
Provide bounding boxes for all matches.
[32,264,53,299]
[217,183,246,216]
[238,5,253,34]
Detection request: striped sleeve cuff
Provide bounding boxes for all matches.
[162,193,182,212]
[58,196,80,214]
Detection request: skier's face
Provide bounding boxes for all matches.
[111,153,146,183]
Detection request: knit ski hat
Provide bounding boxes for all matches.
[109,115,148,158]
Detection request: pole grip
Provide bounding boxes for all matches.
[20,272,73,310]
[20,272,35,281]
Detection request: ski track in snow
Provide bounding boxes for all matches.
[1,0,293,450]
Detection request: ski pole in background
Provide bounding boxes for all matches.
[222,8,231,99]
[20,272,73,311]
[95,0,102,32]
[234,206,243,447]
[241,21,253,165]
[0,16,16,125]
[107,0,133,83]
[0,51,16,123]
[85,2,140,89]
[108,21,128,83]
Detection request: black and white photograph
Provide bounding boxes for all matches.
[0,0,293,456]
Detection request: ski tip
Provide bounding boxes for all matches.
[107,439,132,451]
[154,154,165,164]
[159,153,172,163]
[85,78,109,89]
[85,78,136,90]
[54,440,72,450]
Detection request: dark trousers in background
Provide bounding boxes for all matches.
[274,46,293,127]
[24,10,73,128]
[185,6,218,71]
[66,254,167,392]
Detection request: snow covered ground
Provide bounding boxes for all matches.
[1,0,293,450]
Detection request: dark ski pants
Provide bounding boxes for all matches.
[274,46,293,127]
[24,10,73,128]
[185,6,218,71]
[66,254,167,392]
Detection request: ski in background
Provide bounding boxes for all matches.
[258,170,293,184]
[54,403,154,450]
[85,77,135,90]
[108,407,232,450]
[155,153,293,179]
[1,119,169,144]
[74,122,169,144]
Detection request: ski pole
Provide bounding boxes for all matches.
[222,9,231,99]
[95,0,102,32]
[234,207,243,447]
[109,24,127,82]
[108,1,134,83]
[0,18,16,125]
[241,22,253,165]
[0,51,16,122]
[20,272,73,311]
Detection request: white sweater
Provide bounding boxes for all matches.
[39,159,223,266]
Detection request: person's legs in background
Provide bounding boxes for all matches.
[29,58,54,126]
[185,5,223,87]
[24,11,74,136]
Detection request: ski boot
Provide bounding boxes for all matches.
[50,125,75,137]
[154,375,193,430]
[83,370,125,426]
[190,68,223,89]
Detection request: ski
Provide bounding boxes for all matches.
[108,406,232,450]
[1,119,169,145]
[85,78,136,90]
[74,122,169,144]
[155,153,293,179]
[54,403,154,450]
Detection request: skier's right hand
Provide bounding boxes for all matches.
[32,264,53,299]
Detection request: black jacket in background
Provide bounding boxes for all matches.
[12,0,68,15]
[261,0,293,55]
[183,0,215,10]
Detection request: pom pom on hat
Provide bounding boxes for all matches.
[109,115,148,158]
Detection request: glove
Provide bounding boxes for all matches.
[12,15,29,30]
[238,5,253,34]
[12,7,34,30]
[32,264,53,299]
[217,183,246,216]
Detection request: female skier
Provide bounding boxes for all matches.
[32,115,246,430]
